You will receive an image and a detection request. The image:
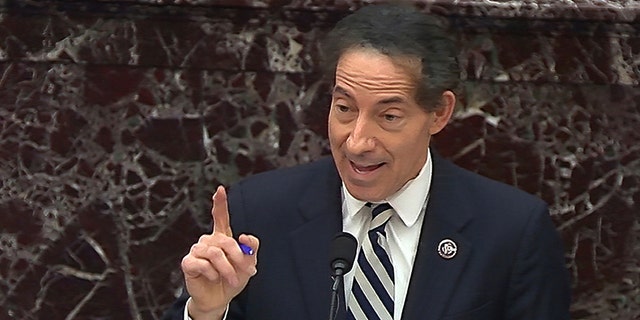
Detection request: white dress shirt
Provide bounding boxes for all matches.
[342,149,432,319]
[185,150,432,320]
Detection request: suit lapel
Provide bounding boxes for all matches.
[288,158,344,320]
[402,154,474,320]
[285,155,475,320]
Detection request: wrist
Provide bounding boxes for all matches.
[186,297,227,320]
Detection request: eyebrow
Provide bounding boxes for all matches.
[332,86,351,98]
[332,86,407,105]
[378,96,405,105]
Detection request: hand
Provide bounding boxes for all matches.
[181,186,259,319]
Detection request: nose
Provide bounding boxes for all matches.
[345,116,376,154]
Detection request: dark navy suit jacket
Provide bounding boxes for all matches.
[163,154,571,320]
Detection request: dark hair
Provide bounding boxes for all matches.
[321,4,460,111]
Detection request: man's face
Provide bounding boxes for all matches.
[328,48,447,202]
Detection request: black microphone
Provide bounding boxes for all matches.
[328,232,357,320]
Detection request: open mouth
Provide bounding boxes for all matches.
[350,161,384,174]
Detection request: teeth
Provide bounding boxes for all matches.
[352,162,381,173]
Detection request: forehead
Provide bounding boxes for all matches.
[336,48,421,81]
[334,48,421,95]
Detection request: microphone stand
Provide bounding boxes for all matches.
[328,232,356,320]
[328,266,345,320]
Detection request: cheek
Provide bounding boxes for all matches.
[393,130,430,158]
[327,111,335,134]
[328,115,348,142]
[327,116,336,138]
[327,117,343,148]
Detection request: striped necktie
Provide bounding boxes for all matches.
[347,203,395,320]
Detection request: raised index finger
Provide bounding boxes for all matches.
[211,185,232,236]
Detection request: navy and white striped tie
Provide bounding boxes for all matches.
[347,203,395,320]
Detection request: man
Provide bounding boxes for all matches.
[163,4,571,320]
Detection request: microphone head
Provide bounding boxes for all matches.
[329,232,357,275]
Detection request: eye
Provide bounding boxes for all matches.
[384,114,399,121]
[336,104,350,113]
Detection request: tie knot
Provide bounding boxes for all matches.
[370,202,392,217]
[367,202,393,230]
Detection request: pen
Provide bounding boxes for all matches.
[239,243,254,255]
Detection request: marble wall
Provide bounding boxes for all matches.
[1,0,638,319]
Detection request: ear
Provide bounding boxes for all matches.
[428,90,456,135]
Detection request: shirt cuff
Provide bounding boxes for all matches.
[184,297,229,320]
[183,297,192,320]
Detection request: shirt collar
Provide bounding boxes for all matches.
[342,149,433,228]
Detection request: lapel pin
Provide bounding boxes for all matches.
[437,239,458,259]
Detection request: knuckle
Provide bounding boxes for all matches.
[206,270,220,282]
[207,246,225,260]
[180,256,196,271]
[198,234,210,243]
[218,236,236,247]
